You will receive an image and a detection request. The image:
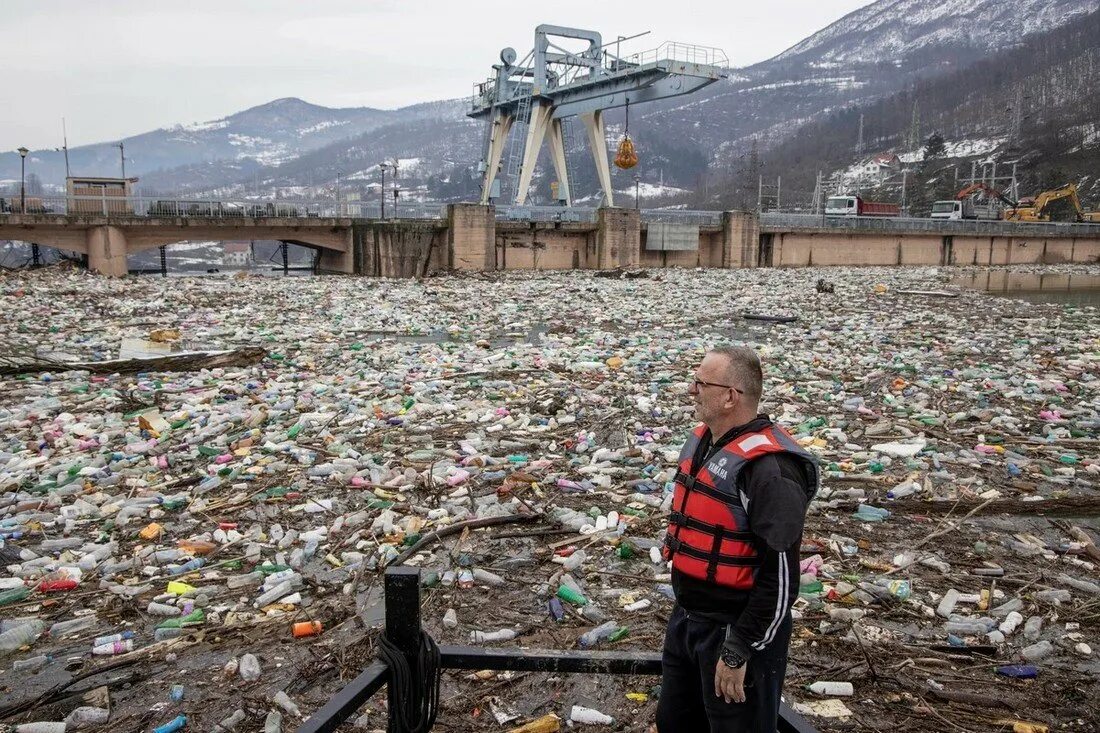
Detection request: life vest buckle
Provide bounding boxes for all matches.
[674,471,696,490]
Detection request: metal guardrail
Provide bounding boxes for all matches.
[0,195,445,220]
[298,567,818,733]
[760,212,1100,237]
[642,209,724,226]
[496,205,599,223]
[621,41,730,70]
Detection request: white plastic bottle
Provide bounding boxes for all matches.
[0,620,45,653]
[807,681,854,696]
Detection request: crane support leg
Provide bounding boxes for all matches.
[514,101,553,205]
[547,118,571,207]
[480,111,515,204]
[580,110,614,207]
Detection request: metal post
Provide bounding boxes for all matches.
[62,118,71,179]
[385,566,422,732]
[380,165,386,219]
[31,243,41,267]
[118,142,125,178]
[281,242,289,276]
[777,176,781,213]
[159,246,167,277]
[634,174,640,210]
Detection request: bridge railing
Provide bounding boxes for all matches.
[760,212,1100,236]
[0,195,446,221]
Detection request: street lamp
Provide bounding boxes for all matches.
[17,147,29,214]
[633,174,641,210]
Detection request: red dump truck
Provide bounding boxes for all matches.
[825,195,901,217]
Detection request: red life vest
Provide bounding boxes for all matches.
[663,422,819,590]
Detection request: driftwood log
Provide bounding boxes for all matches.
[0,347,267,377]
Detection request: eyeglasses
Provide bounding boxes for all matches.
[690,377,744,394]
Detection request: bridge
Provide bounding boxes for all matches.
[2,196,1098,277]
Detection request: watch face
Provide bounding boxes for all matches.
[721,652,744,669]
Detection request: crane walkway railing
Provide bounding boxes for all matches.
[297,567,819,733]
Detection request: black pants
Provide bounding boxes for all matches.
[656,605,791,733]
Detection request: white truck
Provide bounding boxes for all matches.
[930,198,1001,220]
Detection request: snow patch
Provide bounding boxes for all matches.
[298,120,350,135]
[180,119,230,132]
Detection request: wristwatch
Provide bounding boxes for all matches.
[720,649,747,670]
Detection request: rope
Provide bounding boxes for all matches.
[379,630,441,733]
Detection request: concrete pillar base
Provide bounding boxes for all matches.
[596,207,640,269]
[448,204,495,270]
[86,225,129,277]
[721,211,760,268]
[316,231,355,274]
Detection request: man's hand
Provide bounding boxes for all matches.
[714,660,747,704]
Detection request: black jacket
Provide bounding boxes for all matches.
[671,415,815,661]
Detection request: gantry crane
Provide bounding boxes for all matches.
[469,25,728,207]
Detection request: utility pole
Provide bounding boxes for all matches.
[856,114,864,156]
[116,142,125,178]
[378,163,387,219]
[61,118,71,179]
[901,168,908,215]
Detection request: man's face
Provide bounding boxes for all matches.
[689,353,740,425]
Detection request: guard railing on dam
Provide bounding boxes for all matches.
[759,212,1100,237]
[0,194,445,221]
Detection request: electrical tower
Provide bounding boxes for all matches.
[469,25,729,207]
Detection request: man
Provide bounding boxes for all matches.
[654,346,818,733]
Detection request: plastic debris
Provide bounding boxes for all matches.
[1,264,1098,730]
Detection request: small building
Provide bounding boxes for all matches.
[222,241,252,268]
[66,176,138,215]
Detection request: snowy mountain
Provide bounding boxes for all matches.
[0,97,430,189]
[714,6,1100,212]
[772,0,1099,66]
[2,0,1097,203]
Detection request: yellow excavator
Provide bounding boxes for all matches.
[1004,183,1100,222]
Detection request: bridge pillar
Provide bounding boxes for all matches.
[722,211,760,268]
[596,207,640,270]
[316,230,355,274]
[86,225,129,277]
[448,203,495,271]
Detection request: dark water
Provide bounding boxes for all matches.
[952,271,1100,305]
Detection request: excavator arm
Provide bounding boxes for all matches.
[1030,184,1084,219]
[955,182,1017,207]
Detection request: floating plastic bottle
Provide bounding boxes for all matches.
[579,621,617,648]
[852,505,890,522]
[239,653,262,681]
[807,681,854,696]
[0,620,44,654]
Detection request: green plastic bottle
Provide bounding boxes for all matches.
[0,587,30,606]
[556,585,588,606]
[608,626,630,642]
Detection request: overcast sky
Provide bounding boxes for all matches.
[2,0,868,150]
